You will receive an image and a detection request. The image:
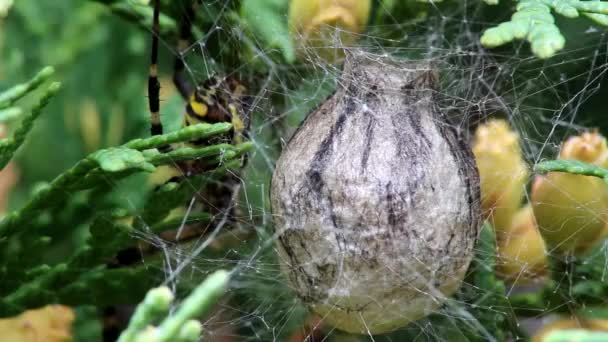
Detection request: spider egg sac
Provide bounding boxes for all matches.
[270,51,482,334]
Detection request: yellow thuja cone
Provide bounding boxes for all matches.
[0,305,74,342]
[532,131,608,255]
[560,130,608,167]
[80,99,102,153]
[473,119,528,234]
[289,0,371,63]
[496,205,548,284]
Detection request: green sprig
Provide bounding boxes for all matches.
[0,119,250,315]
[0,81,61,170]
[0,66,55,110]
[125,122,232,150]
[117,287,174,342]
[117,270,230,342]
[480,0,608,58]
[0,264,157,317]
[154,270,230,342]
[0,123,247,239]
[534,159,608,183]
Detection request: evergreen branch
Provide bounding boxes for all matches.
[174,321,203,342]
[0,123,247,239]
[584,11,608,25]
[0,149,132,239]
[68,217,134,269]
[534,159,608,183]
[116,271,230,342]
[135,145,249,228]
[0,263,72,315]
[0,120,251,309]
[117,287,174,342]
[125,122,233,151]
[146,142,253,166]
[480,0,608,58]
[0,195,229,316]
[0,265,158,317]
[70,126,245,190]
[0,199,126,294]
[481,0,564,58]
[0,82,61,170]
[153,270,229,342]
[0,66,55,110]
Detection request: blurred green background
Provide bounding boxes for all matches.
[2,1,151,207]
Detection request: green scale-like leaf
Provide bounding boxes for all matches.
[117,270,229,342]
[0,121,252,316]
[0,66,55,109]
[0,122,248,239]
[0,66,60,170]
[534,158,608,183]
[481,0,608,58]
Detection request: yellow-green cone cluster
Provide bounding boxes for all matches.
[79,99,102,153]
[473,119,548,284]
[495,205,548,283]
[473,119,528,233]
[559,130,608,167]
[288,0,371,62]
[474,122,608,278]
[532,131,608,255]
[0,305,74,342]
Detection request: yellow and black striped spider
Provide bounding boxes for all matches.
[148,0,250,176]
[103,3,251,339]
[144,0,256,240]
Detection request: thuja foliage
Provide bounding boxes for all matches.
[0,67,58,169]
[480,0,608,58]
[411,0,608,59]
[117,270,229,342]
[535,159,608,183]
[0,66,250,322]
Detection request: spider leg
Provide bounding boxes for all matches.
[173,1,201,100]
[148,0,162,136]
